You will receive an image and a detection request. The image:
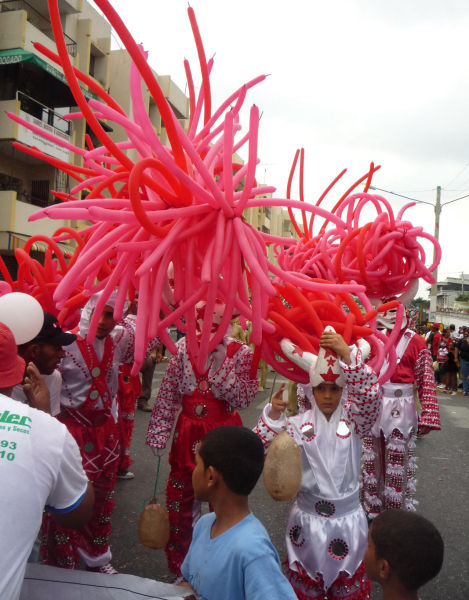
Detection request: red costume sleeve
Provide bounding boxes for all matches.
[210,342,258,409]
[342,347,382,437]
[146,343,185,450]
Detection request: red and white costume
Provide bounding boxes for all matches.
[42,293,151,569]
[146,335,258,574]
[116,315,146,474]
[255,345,379,600]
[361,328,440,517]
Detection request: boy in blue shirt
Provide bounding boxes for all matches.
[180,425,296,600]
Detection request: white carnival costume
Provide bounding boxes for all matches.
[361,295,440,517]
[255,329,379,599]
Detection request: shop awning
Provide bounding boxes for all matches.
[0,48,98,101]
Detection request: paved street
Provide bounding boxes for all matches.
[110,364,469,599]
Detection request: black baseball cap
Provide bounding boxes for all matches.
[31,312,76,347]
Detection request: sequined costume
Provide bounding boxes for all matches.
[42,296,155,570]
[117,366,142,472]
[361,328,440,517]
[116,316,147,473]
[146,335,258,574]
[254,346,380,600]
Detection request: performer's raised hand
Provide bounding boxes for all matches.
[23,362,51,414]
[269,383,287,420]
[319,331,351,365]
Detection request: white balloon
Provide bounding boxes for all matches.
[0,293,44,344]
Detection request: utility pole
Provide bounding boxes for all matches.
[429,186,441,319]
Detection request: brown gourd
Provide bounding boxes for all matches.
[137,501,170,549]
[263,430,302,501]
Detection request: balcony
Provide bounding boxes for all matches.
[17,90,71,136]
[0,0,77,57]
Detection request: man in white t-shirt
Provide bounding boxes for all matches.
[0,322,94,600]
[14,312,76,416]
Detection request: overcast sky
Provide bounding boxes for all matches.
[106,0,469,297]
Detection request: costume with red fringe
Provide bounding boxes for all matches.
[42,294,156,570]
[255,345,378,600]
[361,328,440,517]
[146,335,258,574]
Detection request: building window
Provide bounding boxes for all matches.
[30,179,50,208]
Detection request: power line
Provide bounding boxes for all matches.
[443,159,469,188]
[369,186,434,206]
[442,192,469,206]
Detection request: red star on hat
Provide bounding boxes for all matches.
[326,356,336,366]
[292,344,304,357]
[321,367,340,383]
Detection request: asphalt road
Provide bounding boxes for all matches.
[110,364,469,599]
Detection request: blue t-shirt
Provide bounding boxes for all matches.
[181,512,296,600]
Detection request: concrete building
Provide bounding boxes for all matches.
[0,0,294,280]
[0,0,112,272]
[0,0,190,277]
[244,202,298,263]
[433,274,469,310]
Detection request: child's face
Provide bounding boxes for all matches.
[312,383,342,419]
[192,446,210,502]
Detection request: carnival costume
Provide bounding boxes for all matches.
[115,314,157,476]
[255,336,379,600]
[42,292,155,570]
[361,326,440,517]
[146,334,258,574]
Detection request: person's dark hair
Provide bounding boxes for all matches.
[371,510,444,591]
[199,426,264,495]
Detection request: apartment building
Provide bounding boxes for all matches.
[0,0,190,276]
[0,0,293,279]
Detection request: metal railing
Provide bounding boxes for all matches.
[0,0,77,57]
[17,90,72,135]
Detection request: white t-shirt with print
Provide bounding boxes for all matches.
[0,393,88,600]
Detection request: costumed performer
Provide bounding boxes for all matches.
[146,302,258,576]
[42,290,159,574]
[0,322,94,600]
[361,295,440,518]
[115,300,162,480]
[254,326,380,600]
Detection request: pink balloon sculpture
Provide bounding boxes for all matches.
[9,0,373,374]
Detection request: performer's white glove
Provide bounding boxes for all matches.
[151,446,165,457]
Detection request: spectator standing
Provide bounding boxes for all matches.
[180,426,297,600]
[14,312,76,415]
[0,322,93,600]
[457,329,469,396]
[363,509,444,600]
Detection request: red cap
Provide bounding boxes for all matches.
[0,322,25,387]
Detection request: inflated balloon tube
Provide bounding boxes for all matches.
[260,282,400,384]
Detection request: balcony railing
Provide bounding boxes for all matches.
[17,90,72,135]
[0,0,77,57]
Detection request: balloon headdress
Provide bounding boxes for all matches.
[7,1,379,374]
[280,325,371,388]
[260,282,401,386]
